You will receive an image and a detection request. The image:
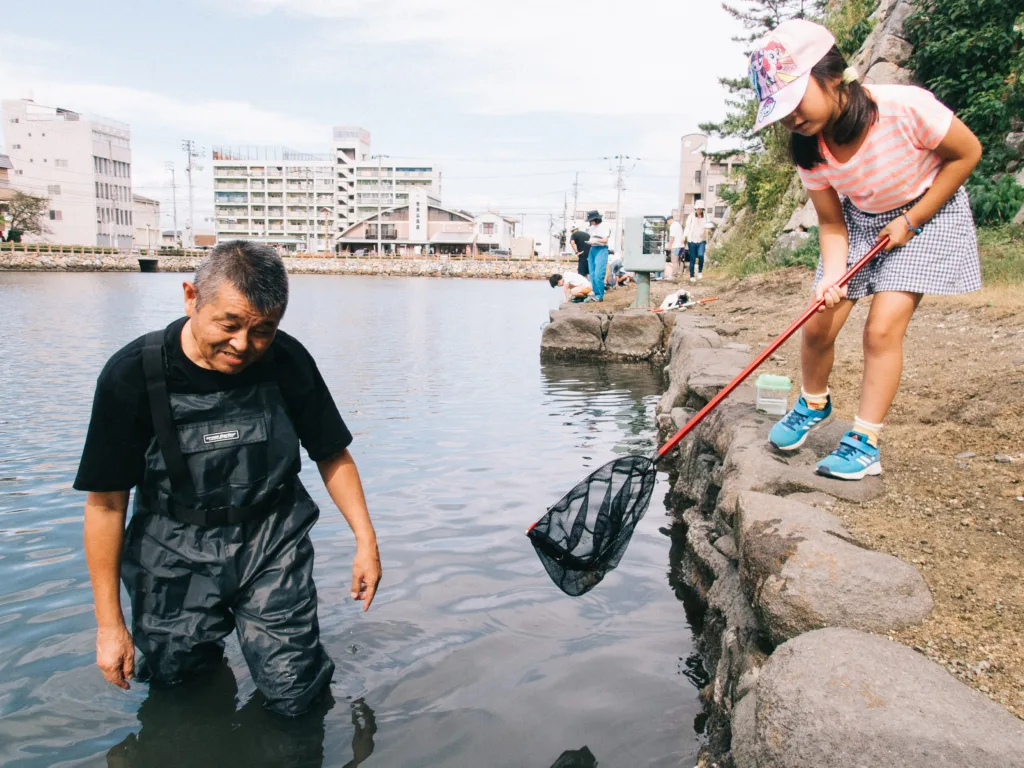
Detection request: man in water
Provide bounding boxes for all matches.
[76,240,381,716]
[569,221,590,278]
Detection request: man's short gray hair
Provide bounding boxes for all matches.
[194,240,289,315]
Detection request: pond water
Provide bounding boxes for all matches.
[0,273,704,767]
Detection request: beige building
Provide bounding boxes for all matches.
[337,188,479,256]
[678,133,744,225]
[473,212,517,253]
[133,194,160,251]
[2,99,134,247]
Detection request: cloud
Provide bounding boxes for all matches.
[217,0,748,117]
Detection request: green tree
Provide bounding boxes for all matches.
[906,2,1024,175]
[4,191,50,240]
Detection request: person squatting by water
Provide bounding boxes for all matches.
[76,240,382,716]
[585,210,611,302]
[751,19,982,480]
[549,271,593,302]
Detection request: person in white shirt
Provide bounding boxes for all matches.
[683,202,710,283]
[549,271,593,302]
[667,215,686,281]
[585,210,611,301]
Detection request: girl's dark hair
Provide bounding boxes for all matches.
[790,46,879,171]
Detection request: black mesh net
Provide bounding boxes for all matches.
[528,455,657,596]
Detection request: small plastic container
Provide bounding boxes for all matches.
[755,374,792,416]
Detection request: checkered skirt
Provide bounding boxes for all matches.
[814,187,982,299]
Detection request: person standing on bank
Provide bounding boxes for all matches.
[667,214,686,281]
[585,210,611,302]
[569,221,591,278]
[75,241,382,716]
[683,201,708,283]
[751,19,982,480]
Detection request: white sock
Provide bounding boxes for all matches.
[801,387,830,410]
[853,416,883,447]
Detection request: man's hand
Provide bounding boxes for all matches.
[351,540,382,611]
[97,623,135,689]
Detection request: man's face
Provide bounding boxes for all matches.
[183,280,282,373]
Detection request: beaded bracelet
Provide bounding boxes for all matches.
[902,212,923,235]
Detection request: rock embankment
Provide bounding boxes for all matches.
[655,314,1024,767]
[0,251,569,280]
[541,304,672,361]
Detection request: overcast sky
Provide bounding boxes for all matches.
[1,1,748,240]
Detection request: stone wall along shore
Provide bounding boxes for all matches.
[540,309,1024,766]
[0,250,572,280]
[654,314,1024,767]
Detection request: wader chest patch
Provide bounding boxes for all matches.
[203,430,240,444]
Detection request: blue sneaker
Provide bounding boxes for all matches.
[816,431,882,480]
[768,395,832,451]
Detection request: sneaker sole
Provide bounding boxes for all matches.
[769,414,830,452]
[816,463,882,481]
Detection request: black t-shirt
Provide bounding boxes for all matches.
[74,317,353,492]
[570,230,591,255]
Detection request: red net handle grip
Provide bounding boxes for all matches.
[657,235,890,458]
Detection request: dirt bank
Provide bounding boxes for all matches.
[589,270,1024,718]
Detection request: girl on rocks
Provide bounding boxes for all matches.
[750,18,982,480]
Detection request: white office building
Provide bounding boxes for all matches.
[211,126,440,252]
[2,99,134,247]
[133,194,161,251]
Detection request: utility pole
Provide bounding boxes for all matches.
[182,140,203,249]
[165,162,179,247]
[371,154,389,256]
[571,171,580,224]
[606,154,636,253]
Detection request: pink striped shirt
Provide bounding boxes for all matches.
[798,84,954,214]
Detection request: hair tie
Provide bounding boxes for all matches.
[841,66,859,84]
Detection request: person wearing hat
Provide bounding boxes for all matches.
[584,210,611,302]
[747,18,982,481]
[569,221,591,278]
[682,201,709,283]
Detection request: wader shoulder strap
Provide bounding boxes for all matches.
[141,330,194,496]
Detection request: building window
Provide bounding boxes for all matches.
[47,185,61,195]
[55,159,68,168]
[49,210,62,221]
[482,222,495,235]
[11,144,20,150]
[715,206,727,219]
[708,185,716,193]
[694,170,702,185]
[10,118,18,123]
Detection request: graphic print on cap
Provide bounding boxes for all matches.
[749,40,800,106]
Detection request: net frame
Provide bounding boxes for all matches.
[528,454,657,596]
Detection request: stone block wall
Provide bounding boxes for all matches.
[657,314,1024,767]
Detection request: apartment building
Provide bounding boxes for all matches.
[473,212,517,253]
[133,194,161,250]
[2,99,134,247]
[211,126,440,252]
[678,133,744,225]
[0,155,14,222]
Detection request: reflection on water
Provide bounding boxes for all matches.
[0,273,703,767]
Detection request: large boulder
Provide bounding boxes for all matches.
[733,628,1024,768]
[603,311,665,359]
[767,231,809,266]
[866,61,915,85]
[735,491,932,644]
[1007,132,1024,158]
[873,34,913,66]
[540,313,604,357]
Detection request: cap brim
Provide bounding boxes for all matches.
[753,72,809,132]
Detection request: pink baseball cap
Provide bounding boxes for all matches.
[749,19,836,132]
